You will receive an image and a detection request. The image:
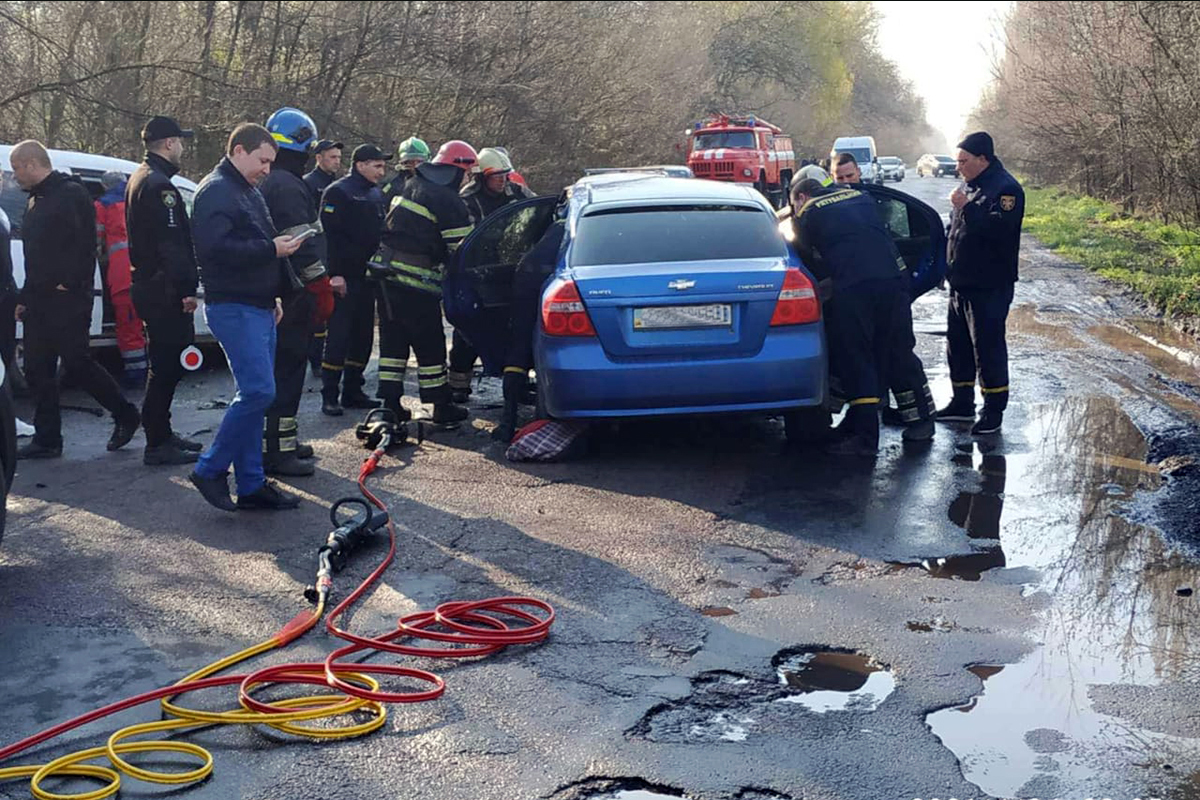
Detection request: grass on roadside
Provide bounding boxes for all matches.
[1023,186,1200,318]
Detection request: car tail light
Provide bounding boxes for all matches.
[542,279,596,337]
[770,268,820,326]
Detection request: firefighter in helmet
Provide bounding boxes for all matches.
[370,140,477,424]
[381,136,430,210]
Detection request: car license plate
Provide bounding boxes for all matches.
[633,304,732,330]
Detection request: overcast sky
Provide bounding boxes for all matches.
[872,0,1013,149]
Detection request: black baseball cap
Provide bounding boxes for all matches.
[352,143,393,163]
[141,115,194,142]
[312,139,344,155]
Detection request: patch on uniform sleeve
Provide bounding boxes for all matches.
[1000,195,1017,212]
[162,191,177,208]
[323,204,336,214]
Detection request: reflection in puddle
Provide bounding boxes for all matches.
[688,712,753,742]
[772,649,895,714]
[926,396,1200,797]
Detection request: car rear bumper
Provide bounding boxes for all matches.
[536,324,826,418]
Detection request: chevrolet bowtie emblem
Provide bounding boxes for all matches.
[668,279,695,290]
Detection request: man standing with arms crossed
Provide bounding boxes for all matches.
[126,115,204,466]
[188,123,304,511]
[936,132,1025,436]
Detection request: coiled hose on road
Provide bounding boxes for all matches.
[0,440,555,800]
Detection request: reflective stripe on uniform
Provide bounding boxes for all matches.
[108,241,129,255]
[952,381,975,388]
[847,397,880,406]
[278,436,298,452]
[503,366,528,375]
[398,197,438,223]
[441,224,474,240]
[980,385,1009,394]
[894,390,916,405]
[378,357,406,383]
[899,407,921,422]
[279,417,298,433]
[386,271,441,295]
[321,362,344,371]
[313,330,327,339]
[345,360,367,369]
[418,365,447,389]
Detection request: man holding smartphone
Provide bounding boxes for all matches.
[188,123,305,512]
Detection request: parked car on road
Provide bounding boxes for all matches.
[878,156,905,182]
[0,144,204,348]
[445,173,948,441]
[916,154,958,178]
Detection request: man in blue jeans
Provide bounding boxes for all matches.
[189,123,305,511]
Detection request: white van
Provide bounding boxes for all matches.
[0,144,206,345]
[830,136,883,184]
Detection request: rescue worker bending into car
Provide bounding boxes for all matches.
[448,147,536,403]
[789,172,935,456]
[369,140,477,425]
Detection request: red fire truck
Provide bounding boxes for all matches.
[685,114,796,207]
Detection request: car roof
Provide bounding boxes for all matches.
[0,144,199,191]
[571,174,765,213]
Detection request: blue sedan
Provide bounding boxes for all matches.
[444,173,944,440]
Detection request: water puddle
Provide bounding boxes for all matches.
[1090,323,1200,383]
[1009,303,1085,349]
[772,648,895,714]
[688,711,753,742]
[924,396,1200,797]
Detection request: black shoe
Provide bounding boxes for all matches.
[432,403,469,424]
[492,423,516,443]
[936,400,976,423]
[144,444,200,466]
[189,470,236,512]
[237,480,301,510]
[881,406,906,427]
[107,407,141,451]
[264,454,315,477]
[170,433,204,452]
[322,398,344,417]
[341,392,382,410]
[824,435,878,457]
[971,409,1003,436]
[18,441,62,460]
[295,443,315,460]
[383,401,413,422]
[902,419,936,442]
[451,389,471,405]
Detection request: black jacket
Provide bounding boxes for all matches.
[460,178,535,224]
[379,170,411,211]
[20,170,96,301]
[125,152,199,305]
[0,207,15,298]
[261,156,325,286]
[192,157,296,309]
[303,168,336,209]
[320,170,385,281]
[793,186,907,293]
[375,163,474,295]
[947,157,1024,289]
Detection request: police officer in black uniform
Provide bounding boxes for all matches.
[370,140,477,425]
[126,115,203,465]
[790,176,935,456]
[938,131,1024,436]
[318,144,389,416]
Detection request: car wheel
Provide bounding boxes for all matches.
[784,407,831,445]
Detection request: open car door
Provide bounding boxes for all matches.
[443,196,558,375]
[859,184,947,298]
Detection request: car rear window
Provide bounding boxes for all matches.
[570,205,787,266]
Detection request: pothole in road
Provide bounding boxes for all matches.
[772,647,896,714]
[629,648,895,743]
[549,778,687,800]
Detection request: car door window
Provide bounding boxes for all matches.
[875,197,912,238]
[459,197,557,307]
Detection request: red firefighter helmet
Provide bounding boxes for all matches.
[431,140,478,169]
[509,170,527,187]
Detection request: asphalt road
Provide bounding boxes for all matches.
[2,173,1200,800]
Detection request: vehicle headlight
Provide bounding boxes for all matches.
[742,168,753,178]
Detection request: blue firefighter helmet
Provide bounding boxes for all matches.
[265,107,318,153]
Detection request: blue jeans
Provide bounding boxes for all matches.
[196,302,277,495]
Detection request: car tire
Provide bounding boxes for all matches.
[784,407,831,445]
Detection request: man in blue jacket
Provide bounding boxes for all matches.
[937,131,1025,436]
[188,123,304,512]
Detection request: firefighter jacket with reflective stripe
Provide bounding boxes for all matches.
[375,163,474,295]
[320,170,385,281]
[793,186,907,294]
[460,178,536,224]
[261,158,325,286]
[947,156,1024,290]
[126,152,199,304]
[95,183,133,295]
